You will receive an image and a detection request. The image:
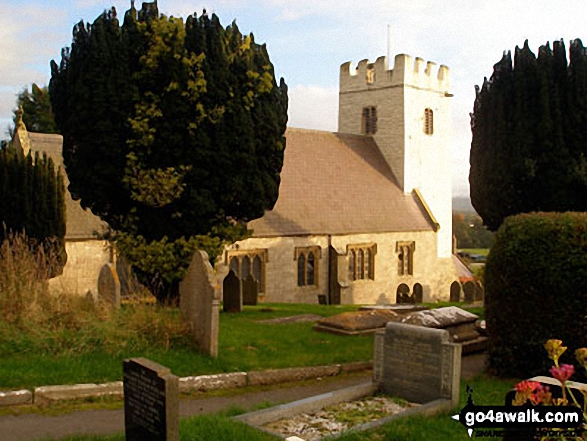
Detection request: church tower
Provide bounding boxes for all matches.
[338,54,453,258]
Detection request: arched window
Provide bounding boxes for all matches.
[297,254,306,286]
[307,252,315,286]
[229,257,239,277]
[424,108,433,135]
[253,255,262,293]
[226,249,267,294]
[362,107,377,135]
[349,249,356,280]
[241,256,251,279]
[397,241,415,276]
[294,246,321,287]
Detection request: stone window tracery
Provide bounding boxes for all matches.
[397,241,415,276]
[226,249,267,293]
[347,243,376,281]
[295,246,321,287]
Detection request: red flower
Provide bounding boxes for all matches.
[550,364,575,383]
[515,380,541,393]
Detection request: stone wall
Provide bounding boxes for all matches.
[48,239,111,296]
[221,230,458,304]
[338,54,453,259]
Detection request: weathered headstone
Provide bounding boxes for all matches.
[123,357,179,441]
[223,270,241,313]
[379,322,461,405]
[242,274,258,306]
[463,281,475,303]
[450,281,461,302]
[413,283,423,303]
[98,263,121,308]
[179,251,220,357]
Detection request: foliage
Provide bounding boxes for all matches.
[452,212,494,249]
[512,339,587,440]
[0,148,66,276]
[12,84,58,134]
[470,39,587,231]
[49,4,288,301]
[485,212,587,379]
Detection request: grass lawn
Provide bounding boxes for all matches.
[1,303,373,389]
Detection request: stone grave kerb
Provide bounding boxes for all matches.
[380,322,461,406]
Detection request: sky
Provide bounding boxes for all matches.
[1,1,587,197]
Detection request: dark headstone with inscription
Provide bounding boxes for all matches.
[242,275,258,306]
[381,322,461,405]
[223,270,241,312]
[124,358,179,441]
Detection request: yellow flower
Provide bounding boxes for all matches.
[575,348,587,369]
[545,339,566,365]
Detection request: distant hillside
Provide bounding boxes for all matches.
[453,196,475,213]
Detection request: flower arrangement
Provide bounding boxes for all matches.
[513,339,587,440]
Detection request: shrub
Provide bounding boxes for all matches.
[485,212,587,379]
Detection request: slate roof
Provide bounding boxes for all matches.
[28,133,107,240]
[248,128,435,237]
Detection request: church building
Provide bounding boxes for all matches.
[220,53,460,304]
[10,52,460,304]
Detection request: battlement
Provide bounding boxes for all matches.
[340,54,450,93]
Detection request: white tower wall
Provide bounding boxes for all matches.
[338,54,453,258]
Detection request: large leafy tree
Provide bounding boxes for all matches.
[12,84,58,134]
[470,39,587,231]
[49,3,288,301]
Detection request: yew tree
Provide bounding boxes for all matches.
[469,39,587,231]
[49,3,288,301]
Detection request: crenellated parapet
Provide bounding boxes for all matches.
[340,54,450,94]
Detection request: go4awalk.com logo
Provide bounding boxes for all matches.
[452,386,583,438]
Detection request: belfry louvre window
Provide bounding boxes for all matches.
[226,249,267,293]
[295,246,321,287]
[424,108,433,135]
[397,241,415,276]
[362,107,377,135]
[347,244,376,281]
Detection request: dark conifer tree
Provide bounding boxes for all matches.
[50,4,287,301]
[0,149,66,277]
[470,39,587,230]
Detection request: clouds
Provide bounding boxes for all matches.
[288,85,338,132]
[2,0,587,195]
[0,2,70,132]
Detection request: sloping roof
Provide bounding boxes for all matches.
[28,133,107,240]
[452,255,477,283]
[248,128,434,237]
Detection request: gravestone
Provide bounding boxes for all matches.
[413,283,423,303]
[179,251,220,357]
[123,357,179,441]
[223,270,241,312]
[242,275,258,306]
[379,322,461,405]
[450,281,461,302]
[98,263,121,308]
[463,281,475,303]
